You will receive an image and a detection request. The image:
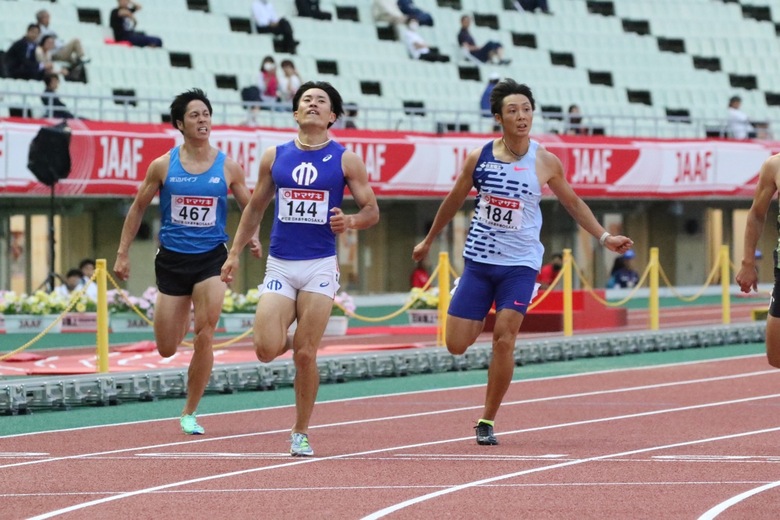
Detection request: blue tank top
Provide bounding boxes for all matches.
[463,140,544,269]
[158,146,228,253]
[270,140,347,260]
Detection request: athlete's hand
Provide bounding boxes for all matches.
[113,254,130,281]
[248,236,263,259]
[412,240,430,263]
[329,207,351,234]
[220,255,239,284]
[604,235,633,255]
[736,264,759,293]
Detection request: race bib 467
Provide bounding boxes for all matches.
[171,196,218,227]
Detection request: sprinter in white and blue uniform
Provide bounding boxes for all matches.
[222,81,379,456]
[413,79,634,446]
[114,89,260,437]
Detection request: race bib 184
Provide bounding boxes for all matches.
[475,193,523,230]
[278,188,329,224]
[171,196,218,227]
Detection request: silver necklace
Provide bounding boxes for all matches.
[502,137,528,160]
[296,136,331,149]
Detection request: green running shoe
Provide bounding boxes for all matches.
[290,432,314,456]
[180,413,205,435]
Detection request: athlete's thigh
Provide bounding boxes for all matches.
[191,275,226,331]
[153,292,192,353]
[255,292,296,345]
[448,260,495,321]
[293,290,333,351]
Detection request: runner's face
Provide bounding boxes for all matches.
[294,88,335,128]
[499,94,533,138]
[180,100,211,139]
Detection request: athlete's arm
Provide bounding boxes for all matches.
[412,147,479,262]
[543,148,633,254]
[113,154,167,280]
[224,157,262,259]
[332,150,379,234]
[737,154,780,292]
[221,146,277,283]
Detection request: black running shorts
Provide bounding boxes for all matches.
[155,244,227,296]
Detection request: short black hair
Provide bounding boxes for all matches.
[292,81,344,128]
[169,88,212,132]
[66,268,83,279]
[79,258,95,270]
[489,79,535,116]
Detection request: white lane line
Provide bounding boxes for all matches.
[25,393,780,519]
[697,481,780,520]
[1,369,776,470]
[361,425,780,520]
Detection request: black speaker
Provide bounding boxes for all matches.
[28,123,71,186]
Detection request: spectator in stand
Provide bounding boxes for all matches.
[607,250,640,289]
[78,258,98,300]
[296,0,332,20]
[397,0,434,26]
[726,95,756,140]
[36,36,70,79]
[481,72,501,131]
[257,55,280,108]
[343,103,359,129]
[410,261,430,289]
[41,74,75,120]
[35,9,88,67]
[458,15,510,65]
[54,268,84,299]
[110,0,163,48]
[513,0,553,14]
[252,0,298,54]
[563,104,586,135]
[6,24,52,80]
[278,59,302,105]
[536,252,562,289]
[373,0,407,36]
[401,18,450,62]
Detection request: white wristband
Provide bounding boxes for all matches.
[599,231,611,246]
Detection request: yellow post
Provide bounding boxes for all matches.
[562,248,573,337]
[721,244,731,325]
[437,251,451,347]
[95,259,110,373]
[649,247,659,330]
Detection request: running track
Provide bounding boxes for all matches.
[2,353,780,519]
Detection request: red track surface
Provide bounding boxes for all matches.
[2,355,780,519]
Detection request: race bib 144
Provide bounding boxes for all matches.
[278,188,329,224]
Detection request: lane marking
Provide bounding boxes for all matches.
[361,425,780,520]
[697,481,780,519]
[2,369,777,470]
[0,353,767,439]
[24,393,780,519]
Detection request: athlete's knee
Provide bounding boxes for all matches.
[254,340,281,363]
[767,344,780,368]
[156,341,178,358]
[446,337,471,356]
[292,347,317,369]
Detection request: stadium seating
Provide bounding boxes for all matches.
[1,0,778,137]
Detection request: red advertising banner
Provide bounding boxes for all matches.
[0,118,774,199]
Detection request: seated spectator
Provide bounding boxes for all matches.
[397,0,434,26]
[343,103,358,129]
[726,95,756,140]
[564,104,586,135]
[41,74,75,119]
[78,258,98,300]
[110,0,163,48]
[6,24,52,80]
[402,19,450,62]
[257,55,280,109]
[35,9,88,67]
[606,250,639,289]
[54,268,84,299]
[373,0,407,28]
[36,36,70,79]
[252,0,298,54]
[278,59,302,104]
[296,0,332,20]
[536,252,562,289]
[480,72,501,131]
[513,0,553,14]
[457,15,510,65]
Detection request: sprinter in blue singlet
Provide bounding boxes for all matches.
[222,81,379,456]
[413,79,633,446]
[114,89,260,436]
